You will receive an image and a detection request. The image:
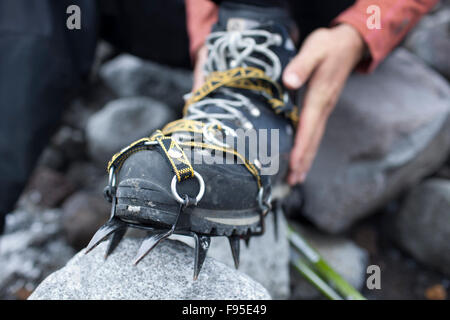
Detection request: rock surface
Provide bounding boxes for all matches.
[289,225,369,299]
[0,209,75,299]
[61,192,110,250]
[99,54,192,112]
[86,96,175,164]
[207,211,289,299]
[18,167,75,208]
[393,179,450,277]
[300,48,450,233]
[28,239,271,300]
[65,161,107,193]
[404,8,450,80]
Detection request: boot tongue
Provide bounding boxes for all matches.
[213,1,296,83]
[217,2,294,33]
[226,17,262,32]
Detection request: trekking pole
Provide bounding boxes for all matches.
[290,250,343,300]
[287,225,366,300]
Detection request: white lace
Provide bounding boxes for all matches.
[205,30,282,80]
[183,29,283,147]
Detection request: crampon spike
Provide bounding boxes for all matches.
[273,200,281,241]
[244,236,251,248]
[85,218,126,254]
[193,234,211,280]
[133,197,193,266]
[105,226,127,259]
[133,229,171,265]
[228,236,240,269]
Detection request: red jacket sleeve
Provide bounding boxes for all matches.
[185,0,219,62]
[334,0,439,72]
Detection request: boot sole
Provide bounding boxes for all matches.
[115,182,262,236]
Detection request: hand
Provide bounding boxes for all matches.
[284,24,365,185]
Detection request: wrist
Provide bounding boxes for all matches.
[335,23,366,63]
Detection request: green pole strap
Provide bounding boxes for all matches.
[287,224,366,300]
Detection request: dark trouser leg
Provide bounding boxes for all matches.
[0,0,97,233]
[288,0,356,44]
[98,0,191,68]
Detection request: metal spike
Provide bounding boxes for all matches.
[193,234,211,280]
[105,226,127,259]
[228,236,240,269]
[133,230,170,265]
[133,199,191,266]
[244,236,251,248]
[273,201,279,241]
[85,218,126,254]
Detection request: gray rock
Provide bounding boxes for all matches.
[207,211,289,299]
[65,161,106,193]
[29,239,271,300]
[86,96,175,164]
[61,192,110,250]
[0,209,75,299]
[404,8,450,80]
[300,48,450,233]
[99,54,192,111]
[62,86,115,130]
[131,211,289,299]
[289,225,369,300]
[37,146,66,171]
[393,178,450,276]
[18,167,75,209]
[51,126,86,162]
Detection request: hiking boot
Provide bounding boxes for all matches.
[86,2,298,279]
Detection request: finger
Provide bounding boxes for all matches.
[288,99,327,185]
[288,61,340,184]
[282,29,328,90]
[192,46,208,91]
[288,115,326,185]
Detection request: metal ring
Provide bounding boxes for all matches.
[108,167,116,188]
[257,187,272,213]
[171,170,205,205]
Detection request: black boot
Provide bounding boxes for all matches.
[86,2,298,279]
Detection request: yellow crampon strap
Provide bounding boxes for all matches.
[162,119,205,136]
[161,119,222,136]
[162,121,262,187]
[183,66,298,126]
[107,137,153,173]
[178,140,262,189]
[151,131,194,182]
[288,105,300,124]
[107,124,262,187]
[107,131,194,183]
[184,67,282,112]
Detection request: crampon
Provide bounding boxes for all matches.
[86,2,298,280]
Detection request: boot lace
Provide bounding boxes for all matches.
[183,29,283,147]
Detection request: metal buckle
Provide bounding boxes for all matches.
[171,170,205,205]
[108,166,116,188]
[257,187,272,215]
[104,166,117,203]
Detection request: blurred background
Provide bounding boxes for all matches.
[0,0,449,300]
